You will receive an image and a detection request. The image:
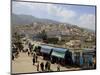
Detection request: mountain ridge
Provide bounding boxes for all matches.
[11,13,95,33]
[12,13,63,25]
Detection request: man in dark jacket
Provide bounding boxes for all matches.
[40,62,44,71]
[12,54,14,60]
[45,61,48,71]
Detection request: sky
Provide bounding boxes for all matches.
[12,1,96,30]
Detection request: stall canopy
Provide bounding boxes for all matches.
[51,47,68,58]
[83,48,95,55]
[40,45,53,54]
[32,43,41,51]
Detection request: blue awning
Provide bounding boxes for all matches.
[40,45,53,54]
[53,47,68,52]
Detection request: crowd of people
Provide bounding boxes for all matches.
[31,50,52,72]
[12,40,61,72]
[12,44,20,61]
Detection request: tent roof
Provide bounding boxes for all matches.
[40,45,53,54]
[51,51,65,58]
[53,47,68,53]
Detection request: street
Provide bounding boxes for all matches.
[12,52,80,74]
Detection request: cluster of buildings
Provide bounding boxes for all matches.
[31,43,96,69]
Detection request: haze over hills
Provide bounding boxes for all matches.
[11,13,95,33]
[12,14,63,25]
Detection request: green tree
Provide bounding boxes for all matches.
[13,32,21,42]
[41,30,47,40]
[12,32,23,52]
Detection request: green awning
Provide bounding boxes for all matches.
[32,43,40,51]
[51,51,65,58]
[32,46,36,51]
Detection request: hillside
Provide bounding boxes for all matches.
[11,14,62,25]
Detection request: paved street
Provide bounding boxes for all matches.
[12,52,80,74]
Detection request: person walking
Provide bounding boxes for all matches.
[93,57,96,69]
[45,61,48,71]
[40,62,44,71]
[37,61,39,71]
[36,54,38,62]
[28,51,30,56]
[57,64,60,71]
[15,51,19,58]
[48,62,51,71]
[31,51,33,56]
[88,56,93,69]
[32,51,36,64]
[32,57,35,65]
[12,54,14,61]
[32,54,35,65]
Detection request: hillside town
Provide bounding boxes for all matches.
[11,1,96,74]
[12,21,95,48]
[11,22,96,74]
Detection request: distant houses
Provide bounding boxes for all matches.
[65,40,81,48]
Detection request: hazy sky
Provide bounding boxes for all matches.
[12,1,96,30]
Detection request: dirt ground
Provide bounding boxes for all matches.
[12,52,80,74]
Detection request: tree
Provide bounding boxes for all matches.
[41,30,47,41]
[12,32,23,52]
[13,32,21,42]
[47,37,58,44]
